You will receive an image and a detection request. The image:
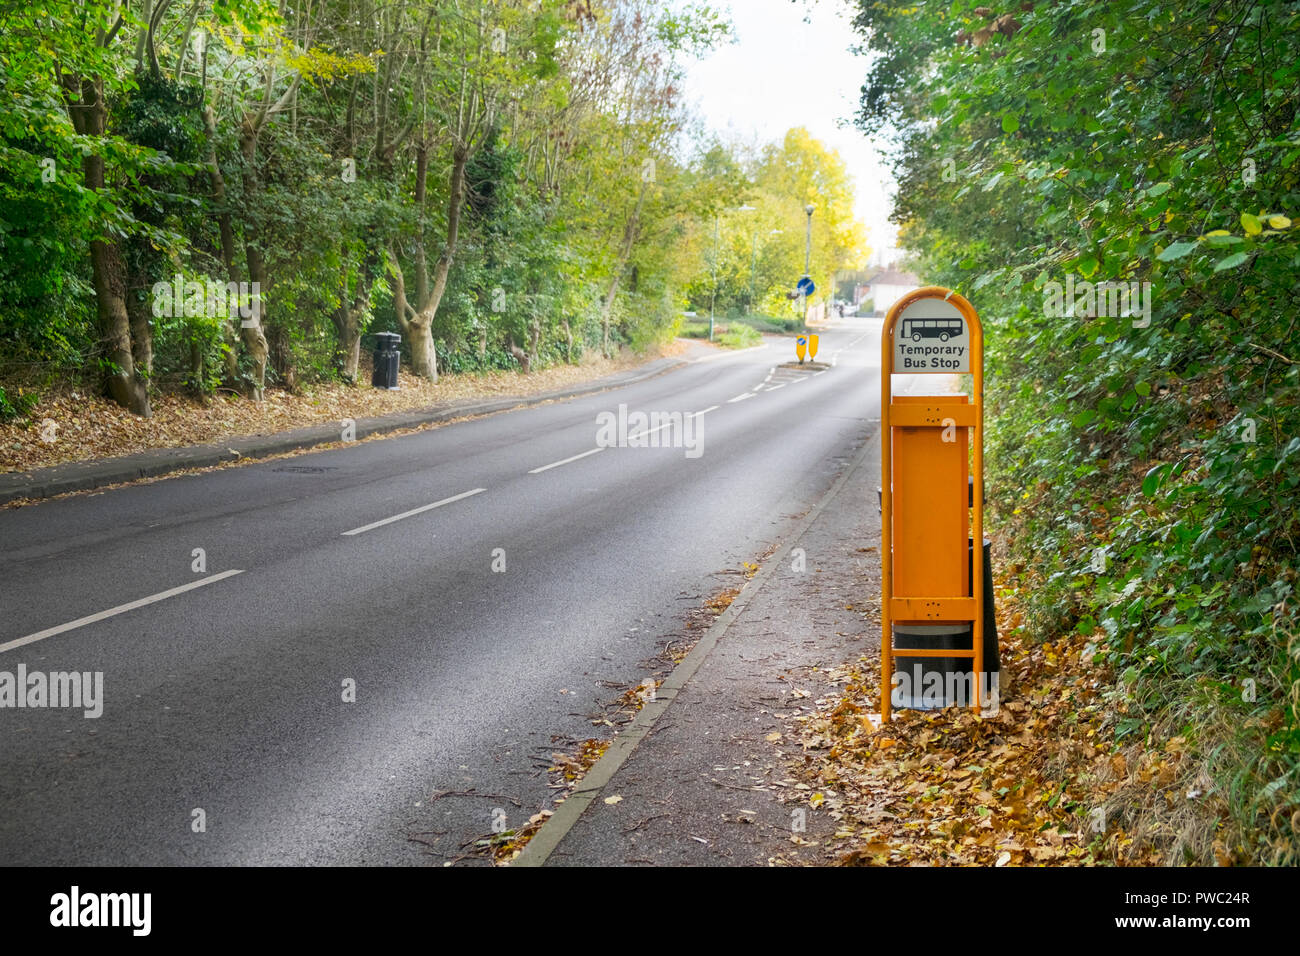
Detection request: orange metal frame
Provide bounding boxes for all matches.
[880,287,984,722]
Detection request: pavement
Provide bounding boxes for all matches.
[0,352,698,506]
[0,317,890,865]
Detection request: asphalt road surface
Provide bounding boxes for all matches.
[0,316,884,865]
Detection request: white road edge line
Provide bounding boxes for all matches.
[527,448,604,475]
[696,405,719,415]
[686,342,771,363]
[726,392,756,403]
[0,569,246,655]
[342,487,487,534]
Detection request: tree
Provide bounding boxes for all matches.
[847,0,1300,862]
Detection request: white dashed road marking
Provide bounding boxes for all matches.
[342,488,487,534]
[1,570,247,654]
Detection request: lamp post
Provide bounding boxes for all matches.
[802,203,815,324]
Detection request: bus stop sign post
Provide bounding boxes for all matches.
[880,287,991,721]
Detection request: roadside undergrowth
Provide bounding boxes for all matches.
[788,544,1300,866]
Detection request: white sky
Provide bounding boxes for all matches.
[681,0,899,265]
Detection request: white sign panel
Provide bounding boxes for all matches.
[892,296,970,373]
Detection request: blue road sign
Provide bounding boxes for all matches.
[796,276,815,296]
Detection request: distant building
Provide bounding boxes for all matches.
[860,264,920,315]
[852,270,879,308]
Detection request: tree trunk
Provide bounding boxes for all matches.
[89,238,152,416]
[340,316,362,382]
[268,323,296,391]
[600,179,648,357]
[333,299,364,383]
[334,299,362,383]
[238,119,271,400]
[388,243,431,380]
[222,322,240,383]
[408,315,436,380]
[202,104,242,384]
[420,144,470,351]
[601,273,620,359]
[507,336,530,373]
[126,278,154,379]
[334,247,378,383]
[528,318,542,370]
[242,243,270,400]
[189,336,204,394]
[241,320,269,400]
[396,140,470,382]
[64,72,151,417]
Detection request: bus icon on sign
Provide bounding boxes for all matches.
[902,317,962,343]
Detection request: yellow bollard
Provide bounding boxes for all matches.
[796,336,807,363]
[808,334,819,361]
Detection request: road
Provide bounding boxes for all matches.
[0,316,882,865]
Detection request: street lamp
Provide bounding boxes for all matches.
[802,204,815,325]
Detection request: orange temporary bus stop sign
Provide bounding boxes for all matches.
[880,287,984,721]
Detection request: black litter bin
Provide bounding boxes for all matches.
[372,332,401,389]
[891,538,1000,711]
